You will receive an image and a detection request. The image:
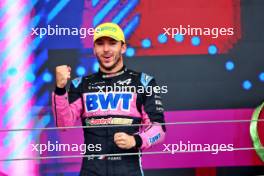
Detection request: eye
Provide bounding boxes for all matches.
[95,41,103,45]
[110,42,117,45]
[110,41,118,45]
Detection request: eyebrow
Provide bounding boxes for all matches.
[109,39,117,42]
[95,38,118,43]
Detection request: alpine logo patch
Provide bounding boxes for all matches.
[72,77,82,88]
[140,73,153,88]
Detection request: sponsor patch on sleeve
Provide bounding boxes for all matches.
[149,133,161,144]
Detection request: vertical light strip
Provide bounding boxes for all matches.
[0,0,37,175]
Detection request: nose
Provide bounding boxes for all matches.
[103,43,110,52]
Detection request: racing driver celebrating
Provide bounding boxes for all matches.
[52,22,166,176]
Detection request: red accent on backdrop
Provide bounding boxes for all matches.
[128,0,241,56]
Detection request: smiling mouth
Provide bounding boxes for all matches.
[102,56,112,62]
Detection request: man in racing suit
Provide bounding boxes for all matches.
[52,22,166,176]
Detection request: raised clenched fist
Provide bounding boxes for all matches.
[55,65,71,88]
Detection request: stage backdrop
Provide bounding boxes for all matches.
[0,0,264,176]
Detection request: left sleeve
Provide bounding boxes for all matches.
[135,73,166,150]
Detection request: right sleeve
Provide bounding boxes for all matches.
[52,81,83,127]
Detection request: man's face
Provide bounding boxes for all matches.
[94,37,126,71]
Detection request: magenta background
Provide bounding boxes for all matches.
[38,108,262,173]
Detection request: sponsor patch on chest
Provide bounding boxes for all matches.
[84,92,133,112]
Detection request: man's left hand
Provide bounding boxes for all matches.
[114,132,136,149]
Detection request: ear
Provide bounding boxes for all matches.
[121,43,127,54]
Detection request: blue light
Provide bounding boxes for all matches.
[123,14,140,39]
[92,0,100,7]
[225,61,235,71]
[32,50,48,73]
[76,66,86,76]
[93,0,119,27]
[47,0,71,23]
[174,34,184,43]
[43,72,52,82]
[141,38,151,48]
[7,67,17,76]
[158,34,167,44]
[126,47,135,57]
[259,72,264,82]
[242,80,252,90]
[36,91,49,106]
[26,72,36,82]
[191,36,200,46]
[93,62,99,72]
[112,0,139,24]
[30,13,42,29]
[208,45,218,55]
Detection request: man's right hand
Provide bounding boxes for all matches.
[55,65,71,88]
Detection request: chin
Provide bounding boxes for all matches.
[102,63,114,70]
